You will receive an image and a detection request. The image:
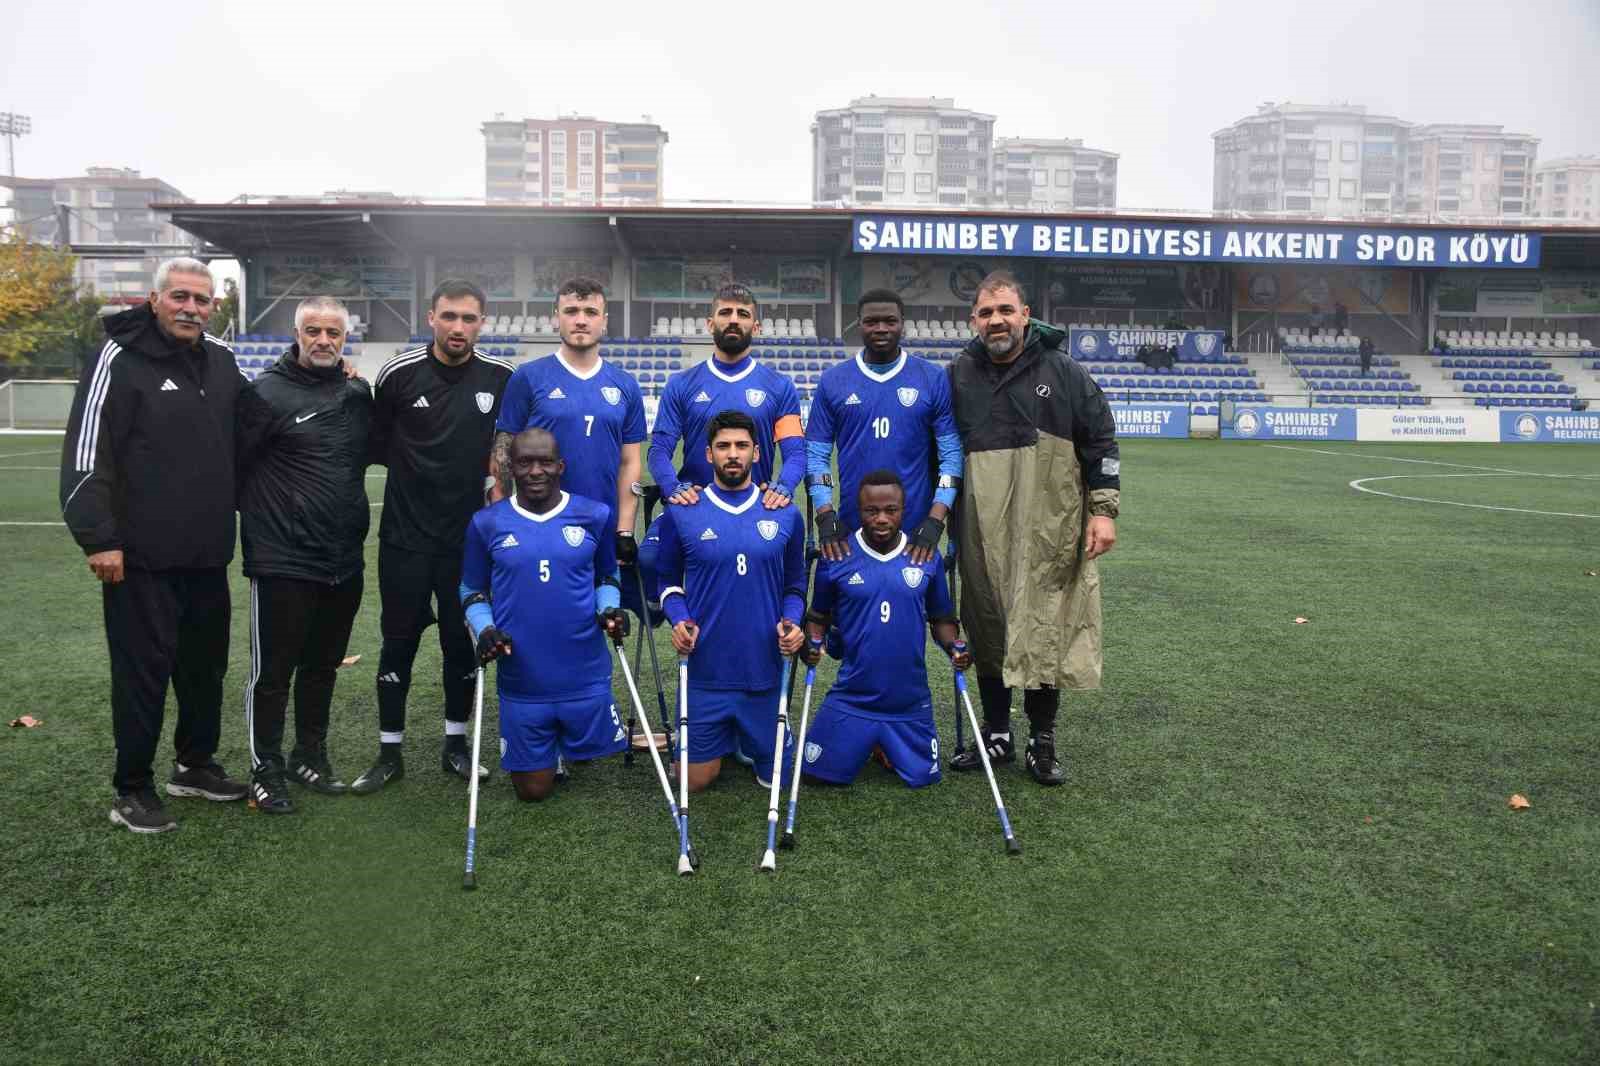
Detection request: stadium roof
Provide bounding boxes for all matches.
[155,201,1600,269]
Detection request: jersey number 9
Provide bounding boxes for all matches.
[880,600,891,623]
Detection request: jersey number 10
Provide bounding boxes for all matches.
[871,416,891,439]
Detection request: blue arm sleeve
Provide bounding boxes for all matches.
[647,428,681,493]
[654,511,689,626]
[460,584,494,641]
[595,580,621,613]
[925,554,955,619]
[493,368,531,434]
[780,510,806,624]
[776,434,805,497]
[934,431,963,510]
[804,439,834,510]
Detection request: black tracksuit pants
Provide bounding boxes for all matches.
[375,543,475,739]
[103,567,230,793]
[244,575,363,769]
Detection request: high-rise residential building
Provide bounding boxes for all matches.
[1212,102,1538,220]
[1533,156,1600,221]
[0,167,191,303]
[1402,125,1537,218]
[482,114,668,204]
[991,137,1118,212]
[811,96,996,207]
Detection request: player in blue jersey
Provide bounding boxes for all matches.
[647,283,805,513]
[800,470,971,787]
[806,288,963,565]
[493,277,648,569]
[461,428,629,802]
[655,410,807,793]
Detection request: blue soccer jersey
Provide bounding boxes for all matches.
[811,529,955,719]
[654,485,806,692]
[648,355,804,495]
[461,491,617,702]
[806,351,960,532]
[496,353,646,515]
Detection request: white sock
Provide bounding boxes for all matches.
[444,721,467,737]
[379,731,404,745]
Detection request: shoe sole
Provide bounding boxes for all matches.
[442,762,489,781]
[247,798,296,814]
[949,756,1016,772]
[109,809,177,833]
[290,774,348,795]
[166,783,247,802]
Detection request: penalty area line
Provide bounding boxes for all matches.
[1261,443,1600,479]
[1349,473,1600,519]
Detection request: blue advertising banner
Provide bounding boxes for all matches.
[1222,405,1357,440]
[852,215,1540,269]
[1110,403,1190,439]
[1500,410,1600,443]
[1071,328,1226,361]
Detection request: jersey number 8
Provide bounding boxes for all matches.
[736,553,747,576]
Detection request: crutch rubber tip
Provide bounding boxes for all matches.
[1006,839,1022,856]
[758,851,776,872]
[462,872,478,890]
[777,833,795,850]
[676,854,695,876]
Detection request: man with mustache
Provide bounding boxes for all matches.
[233,296,373,813]
[654,410,807,793]
[60,257,249,833]
[354,279,514,793]
[461,428,628,802]
[945,271,1120,787]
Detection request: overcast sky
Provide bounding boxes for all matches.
[5,0,1598,210]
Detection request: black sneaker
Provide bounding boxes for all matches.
[950,732,1015,772]
[289,752,348,795]
[166,761,247,802]
[349,752,404,795]
[248,768,295,814]
[1026,731,1065,787]
[441,748,488,782]
[109,788,178,834]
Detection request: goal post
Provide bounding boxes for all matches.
[0,379,77,431]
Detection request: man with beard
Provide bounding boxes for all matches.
[60,257,248,832]
[945,271,1119,787]
[353,279,514,793]
[647,284,804,512]
[804,288,962,565]
[461,429,628,802]
[235,296,372,812]
[654,410,807,793]
[492,277,646,566]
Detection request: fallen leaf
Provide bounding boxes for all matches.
[339,655,361,667]
[1585,570,1598,577]
[1363,816,1373,824]
[1509,794,1531,810]
[8,715,42,728]
[1293,617,1310,624]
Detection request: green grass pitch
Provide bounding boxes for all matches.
[1,435,1597,1064]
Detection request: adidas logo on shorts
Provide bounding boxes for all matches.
[377,672,401,683]
[844,392,861,405]
[699,528,718,540]
[160,378,179,392]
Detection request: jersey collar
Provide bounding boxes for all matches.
[510,491,570,523]
[705,485,760,515]
[855,350,907,383]
[855,528,907,561]
[556,351,604,381]
[706,356,757,383]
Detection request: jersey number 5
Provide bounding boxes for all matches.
[539,559,551,583]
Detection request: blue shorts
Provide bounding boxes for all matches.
[685,684,794,784]
[498,692,625,773]
[800,701,941,789]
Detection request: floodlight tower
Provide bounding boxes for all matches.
[0,112,31,177]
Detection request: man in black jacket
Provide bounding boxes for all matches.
[60,257,248,833]
[235,296,373,814]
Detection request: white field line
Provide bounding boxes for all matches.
[1348,473,1600,519]
[1261,443,1599,478]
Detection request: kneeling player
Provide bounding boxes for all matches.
[800,470,971,787]
[460,429,629,802]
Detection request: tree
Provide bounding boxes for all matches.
[0,232,98,367]
[207,278,239,340]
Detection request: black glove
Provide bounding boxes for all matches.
[910,514,946,554]
[597,607,630,642]
[816,508,846,551]
[615,530,638,567]
[475,625,512,664]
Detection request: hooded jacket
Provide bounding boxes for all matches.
[59,304,243,571]
[946,320,1121,690]
[236,348,373,584]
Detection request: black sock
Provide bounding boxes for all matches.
[444,733,467,753]
[1023,687,1059,736]
[379,741,403,761]
[976,675,1012,735]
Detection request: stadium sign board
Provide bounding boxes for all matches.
[1070,328,1226,361]
[1221,406,1356,440]
[1356,408,1499,443]
[852,215,1540,269]
[1110,403,1190,439]
[1499,410,1600,443]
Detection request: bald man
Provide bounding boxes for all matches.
[459,429,629,801]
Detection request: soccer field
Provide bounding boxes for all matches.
[1,435,1597,1065]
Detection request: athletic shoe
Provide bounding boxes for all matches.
[109,788,178,834]
[349,753,404,795]
[1026,731,1065,787]
[289,753,348,795]
[248,768,295,814]
[166,761,247,802]
[441,749,489,782]
[949,732,1015,772]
